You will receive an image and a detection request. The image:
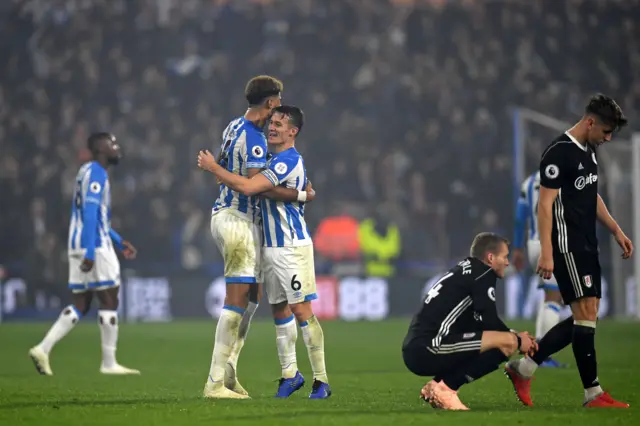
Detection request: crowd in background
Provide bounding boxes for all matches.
[1,0,638,294]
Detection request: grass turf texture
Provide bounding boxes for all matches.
[1,320,639,425]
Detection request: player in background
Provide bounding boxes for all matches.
[506,94,633,408]
[512,171,566,368]
[204,79,314,399]
[198,105,331,399]
[402,233,537,410]
[29,133,140,376]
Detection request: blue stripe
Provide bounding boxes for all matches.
[261,199,273,247]
[285,203,295,241]
[237,153,248,213]
[225,276,257,284]
[299,320,309,327]
[71,209,78,250]
[68,280,116,289]
[540,283,560,291]
[527,175,536,239]
[287,204,305,240]
[304,293,318,302]
[223,304,246,315]
[70,305,83,317]
[223,141,236,208]
[274,314,295,325]
[545,302,561,313]
[270,200,284,246]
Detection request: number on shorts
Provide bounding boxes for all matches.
[290,275,302,291]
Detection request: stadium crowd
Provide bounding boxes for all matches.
[1,0,638,291]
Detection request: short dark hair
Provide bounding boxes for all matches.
[469,232,509,259]
[585,93,628,131]
[87,132,114,152]
[272,105,304,135]
[244,75,283,106]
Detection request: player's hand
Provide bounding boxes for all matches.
[614,229,633,259]
[305,180,316,202]
[197,150,218,173]
[512,248,526,272]
[516,332,537,355]
[536,250,554,280]
[80,258,95,272]
[121,240,137,260]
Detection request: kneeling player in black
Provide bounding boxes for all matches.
[505,94,633,408]
[402,232,537,410]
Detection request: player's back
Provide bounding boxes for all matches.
[260,147,311,248]
[403,258,491,349]
[540,132,599,253]
[213,116,268,222]
[520,171,541,241]
[68,161,111,253]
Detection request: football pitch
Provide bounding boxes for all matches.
[1,319,639,425]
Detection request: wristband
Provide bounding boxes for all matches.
[515,334,522,351]
[297,190,307,202]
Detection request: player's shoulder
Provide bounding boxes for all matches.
[81,161,107,180]
[452,257,494,281]
[541,133,574,158]
[269,148,302,176]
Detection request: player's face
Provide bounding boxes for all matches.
[586,118,614,147]
[488,243,510,278]
[267,113,296,146]
[103,137,122,165]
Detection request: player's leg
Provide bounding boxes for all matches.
[283,245,330,399]
[29,255,94,375]
[204,212,253,399]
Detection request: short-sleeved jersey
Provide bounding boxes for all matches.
[518,171,541,241]
[260,147,312,247]
[403,257,508,349]
[68,161,112,254]
[539,132,599,253]
[213,117,268,223]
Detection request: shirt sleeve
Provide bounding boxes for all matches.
[245,130,267,169]
[471,269,509,332]
[261,155,299,187]
[81,167,107,261]
[539,144,568,189]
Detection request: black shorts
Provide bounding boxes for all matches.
[553,250,601,304]
[402,331,483,377]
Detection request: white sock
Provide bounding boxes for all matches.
[208,306,243,384]
[585,385,604,401]
[535,300,561,339]
[300,316,328,383]
[38,305,81,354]
[228,302,258,371]
[513,357,538,378]
[98,310,119,368]
[275,315,298,379]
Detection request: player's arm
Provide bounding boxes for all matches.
[597,194,633,258]
[471,271,510,332]
[80,169,107,268]
[537,148,565,270]
[512,186,529,271]
[200,151,275,195]
[109,228,137,260]
[246,168,310,202]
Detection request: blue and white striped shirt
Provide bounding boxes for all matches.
[260,147,312,247]
[515,171,541,243]
[212,117,268,222]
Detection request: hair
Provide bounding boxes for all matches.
[244,75,283,106]
[87,132,114,152]
[272,105,304,135]
[469,232,509,259]
[585,93,628,131]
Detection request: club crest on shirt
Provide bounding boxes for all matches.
[274,162,288,175]
[583,275,593,288]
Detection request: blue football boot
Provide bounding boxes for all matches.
[275,371,305,398]
[309,379,331,399]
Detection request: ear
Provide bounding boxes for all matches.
[291,127,299,137]
[486,252,494,265]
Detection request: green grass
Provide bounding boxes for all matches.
[0,319,639,425]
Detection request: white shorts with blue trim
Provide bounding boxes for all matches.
[68,247,121,293]
[527,239,559,290]
[210,209,262,284]
[263,244,317,305]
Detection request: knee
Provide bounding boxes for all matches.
[271,301,291,320]
[571,297,598,321]
[290,302,313,323]
[224,285,250,308]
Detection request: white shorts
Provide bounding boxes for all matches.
[68,247,121,293]
[210,209,262,284]
[527,240,559,290]
[263,244,317,305]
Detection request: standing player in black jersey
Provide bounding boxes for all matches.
[402,232,537,410]
[505,94,633,408]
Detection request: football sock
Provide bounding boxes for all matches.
[529,315,574,367]
[300,316,328,383]
[208,306,243,384]
[572,320,602,400]
[442,349,507,391]
[38,305,81,354]
[98,310,119,368]
[228,301,258,372]
[275,314,298,379]
[535,300,561,339]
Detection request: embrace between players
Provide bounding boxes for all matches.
[403,94,633,410]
